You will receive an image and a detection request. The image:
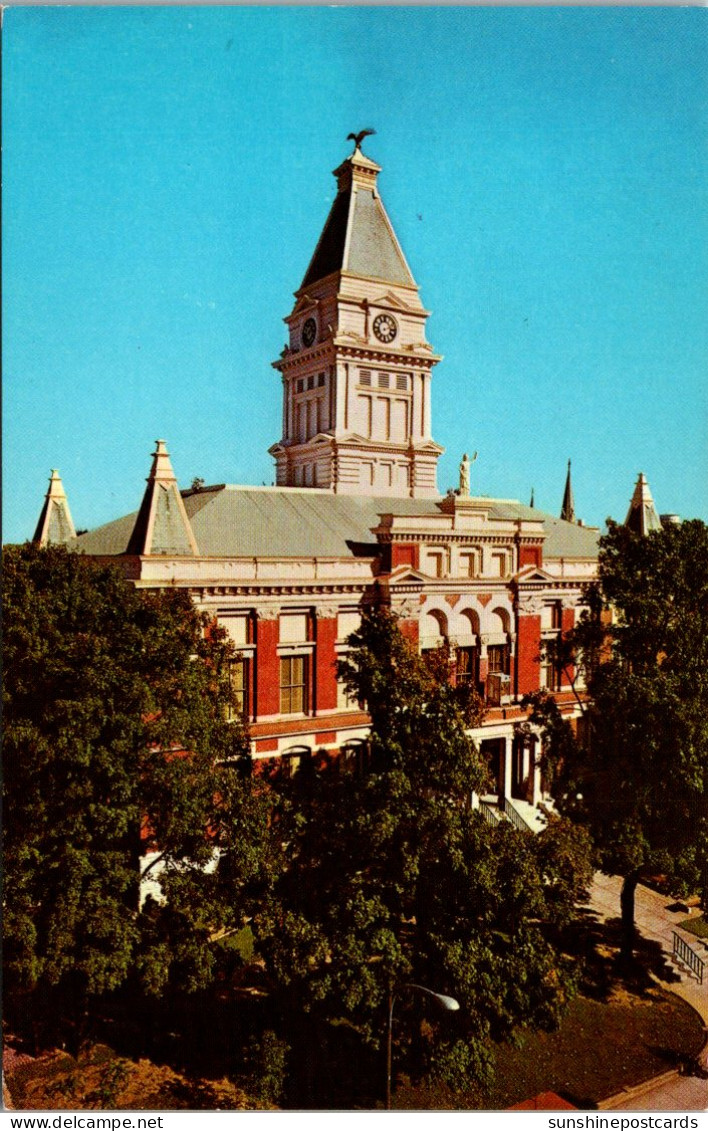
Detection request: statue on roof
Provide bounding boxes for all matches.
[347,128,376,152]
[459,451,477,497]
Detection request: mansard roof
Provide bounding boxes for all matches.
[70,486,599,563]
[300,149,416,290]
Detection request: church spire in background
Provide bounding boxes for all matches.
[33,470,76,546]
[560,459,575,523]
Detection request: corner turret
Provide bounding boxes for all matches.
[33,470,76,546]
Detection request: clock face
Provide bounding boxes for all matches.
[373,313,397,343]
[301,317,317,348]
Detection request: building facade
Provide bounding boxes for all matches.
[35,139,603,827]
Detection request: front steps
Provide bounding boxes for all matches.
[477,794,555,834]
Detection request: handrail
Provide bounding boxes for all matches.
[503,797,534,834]
[478,800,501,826]
[672,931,705,985]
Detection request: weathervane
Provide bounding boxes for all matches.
[347,128,376,153]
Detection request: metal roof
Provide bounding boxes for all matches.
[301,182,415,289]
[70,486,599,562]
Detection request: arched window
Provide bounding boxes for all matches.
[489,608,510,635]
[281,745,311,778]
[421,608,448,639]
[459,607,480,636]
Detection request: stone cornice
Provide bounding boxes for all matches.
[188,581,372,601]
[374,530,533,546]
[273,342,334,372]
[334,342,441,367]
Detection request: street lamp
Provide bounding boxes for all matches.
[385,982,460,1110]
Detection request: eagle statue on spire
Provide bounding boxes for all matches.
[347,128,376,151]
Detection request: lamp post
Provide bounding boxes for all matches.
[385,982,460,1110]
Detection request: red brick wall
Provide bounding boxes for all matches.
[315,616,338,712]
[519,545,542,569]
[561,605,575,684]
[517,614,542,695]
[399,618,419,646]
[255,616,280,717]
[391,543,419,570]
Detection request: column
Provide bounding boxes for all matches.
[423,372,432,439]
[478,635,489,684]
[530,738,542,806]
[502,734,513,800]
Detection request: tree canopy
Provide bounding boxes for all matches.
[258,608,592,1097]
[3,544,270,1034]
[528,519,708,954]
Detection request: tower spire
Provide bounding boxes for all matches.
[560,459,576,523]
[33,469,76,545]
[126,440,199,556]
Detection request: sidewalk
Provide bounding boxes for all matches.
[585,874,708,1112]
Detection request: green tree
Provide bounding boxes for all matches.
[528,519,708,960]
[258,608,591,1101]
[3,544,272,1039]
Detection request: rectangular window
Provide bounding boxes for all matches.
[359,369,372,387]
[307,375,315,390]
[378,372,390,389]
[487,644,510,675]
[395,374,409,391]
[541,651,561,692]
[456,646,479,686]
[280,655,309,715]
[296,378,304,393]
[337,677,358,711]
[317,372,325,387]
[229,658,249,719]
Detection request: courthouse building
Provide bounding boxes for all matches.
[34,139,604,828]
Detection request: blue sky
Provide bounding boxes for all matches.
[4,5,707,541]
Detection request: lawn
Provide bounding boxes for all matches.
[394,987,704,1110]
[679,915,708,941]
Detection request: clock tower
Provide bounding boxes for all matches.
[270,139,443,496]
